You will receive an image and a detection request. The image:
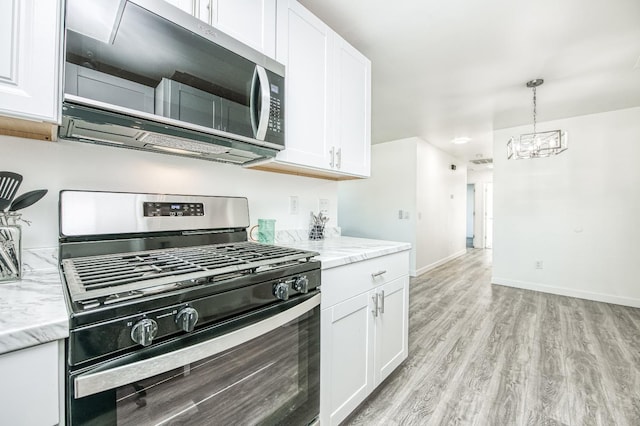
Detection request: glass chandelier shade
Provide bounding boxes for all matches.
[507,79,568,159]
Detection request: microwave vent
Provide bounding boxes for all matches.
[470,158,493,165]
[140,133,230,155]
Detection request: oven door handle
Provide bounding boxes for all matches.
[74,293,321,399]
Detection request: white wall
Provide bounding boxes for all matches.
[1,135,339,249]
[338,137,467,276]
[492,106,640,308]
[415,139,467,275]
[467,169,493,248]
[337,138,417,266]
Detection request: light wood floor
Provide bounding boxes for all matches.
[344,249,640,426]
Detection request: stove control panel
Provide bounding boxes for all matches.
[143,202,204,217]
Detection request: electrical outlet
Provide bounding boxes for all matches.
[289,196,299,215]
[535,260,543,270]
[403,211,410,219]
[398,210,403,219]
[319,198,329,214]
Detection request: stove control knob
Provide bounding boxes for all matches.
[293,276,309,294]
[131,318,158,347]
[273,282,289,301]
[176,307,199,333]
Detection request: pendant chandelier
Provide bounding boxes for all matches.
[507,79,568,159]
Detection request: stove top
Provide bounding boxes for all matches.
[62,241,318,309]
[59,190,322,367]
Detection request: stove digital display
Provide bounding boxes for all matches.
[143,202,205,217]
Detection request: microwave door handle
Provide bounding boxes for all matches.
[250,67,260,136]
[251,65,270,141]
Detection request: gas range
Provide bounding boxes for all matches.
[58,190,320,366]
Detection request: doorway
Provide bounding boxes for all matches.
[484,183,493,249]
[466,184,475,248]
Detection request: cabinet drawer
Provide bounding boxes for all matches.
[321,250,409,308]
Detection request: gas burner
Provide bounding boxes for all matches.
[62,241,317,307]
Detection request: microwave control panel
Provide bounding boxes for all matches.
[268,83,283,134]
[264,69,285,145]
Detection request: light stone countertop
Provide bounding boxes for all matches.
[0,236,410,355]
[277,236,411,270]
[0,248,68,355]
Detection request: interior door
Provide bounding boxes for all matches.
[485,182,494,249]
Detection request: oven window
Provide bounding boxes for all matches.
[70,305,319,426]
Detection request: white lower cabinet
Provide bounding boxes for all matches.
[374,277,409,384]
[320,251,410,425]
[321,292,374,425]
[0,341,61,426]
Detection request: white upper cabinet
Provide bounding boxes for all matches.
[164,0,196,15]
[274,0,333,170]
[0,0,62,123]
[166,0,277,58]
[199,0,277,58]
[267,0,371,179]
[333,34,371,177]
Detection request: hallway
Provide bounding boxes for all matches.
[344,249,640,425]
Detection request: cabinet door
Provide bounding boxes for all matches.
[0,341,59,425]
[199,0,277,58]
[275,0,333,170]
[0,0,61,122]
[164,0,196,15]
[321,293,375,426]
[333,35,371,177]
[374,276,409,385]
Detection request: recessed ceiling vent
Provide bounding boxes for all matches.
[470,158,493,165]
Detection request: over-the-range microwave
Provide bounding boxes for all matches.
[60,0,285,165]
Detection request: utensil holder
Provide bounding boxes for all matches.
[0,213,22,282]
[309,224,325,240]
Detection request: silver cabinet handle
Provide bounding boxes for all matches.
[329,146,335,168]
[336,147,342,169]
[371,294,378,317]
[371,270,387,278]
[379,290,385,314]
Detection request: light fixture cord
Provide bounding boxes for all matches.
[532,85,537,134]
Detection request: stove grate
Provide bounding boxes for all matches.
[62,242,317,303]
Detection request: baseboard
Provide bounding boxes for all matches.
[413,249,467,277]
[491,277,640,308]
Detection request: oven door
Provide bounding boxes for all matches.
[68,292,320,426]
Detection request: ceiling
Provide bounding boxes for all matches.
[298,0,640,168]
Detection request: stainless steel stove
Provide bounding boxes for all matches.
[59,190,321,426]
